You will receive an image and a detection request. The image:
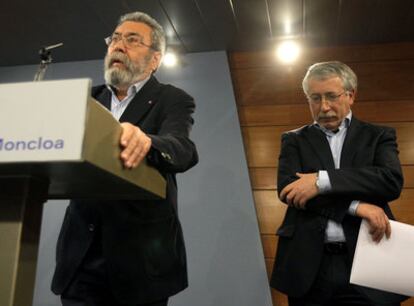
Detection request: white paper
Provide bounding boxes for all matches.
[350,219,414,296]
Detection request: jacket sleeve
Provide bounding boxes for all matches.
[326,127,403,203]
[277,132,302,193]
[146,86,198,173]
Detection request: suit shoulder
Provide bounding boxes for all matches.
[91,84,107,99]
[159,83,194,101]
[356,119,396,134]
[283,124,312,136]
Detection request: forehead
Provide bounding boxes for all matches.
[114,21,152,37]
[308,76,344,93]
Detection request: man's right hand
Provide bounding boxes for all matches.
[355,203,391,243]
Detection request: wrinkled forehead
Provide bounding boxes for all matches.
[308,73,342,83]
[307,76,345,93]
[114,21,152,38]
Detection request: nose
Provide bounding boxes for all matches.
[110,38,127,52]
[320,98,331,112]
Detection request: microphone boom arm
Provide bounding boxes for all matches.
[33,42,63,81]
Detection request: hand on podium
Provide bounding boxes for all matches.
[120,122,152,169]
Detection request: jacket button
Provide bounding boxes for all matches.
[88,224,95,232]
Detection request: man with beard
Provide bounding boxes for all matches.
[270,61,407,306]
[51,12,198,306]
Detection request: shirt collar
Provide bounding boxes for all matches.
[106,75,151,99]
[314,111,352,135]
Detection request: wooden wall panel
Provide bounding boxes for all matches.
[229,43,414,69]
[355,61,414,101]
[239,100,414,127]
[262,234,277,259]
[249,167,277,190]
[230,43,414,306]
[233,61,414,106]
[241,125,292,167]
[254,191,286,234]
[404,166,414,189]
[391,189,414,224]
[232,67,304,105]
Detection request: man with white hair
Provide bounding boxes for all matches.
[270,61,407,306]
[52,12,198,306]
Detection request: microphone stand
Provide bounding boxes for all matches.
[33,43,63,81]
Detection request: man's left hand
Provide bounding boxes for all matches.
[280,172,319,209]
[119,122,152,169]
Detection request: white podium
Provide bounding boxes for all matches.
[0,79,166,306]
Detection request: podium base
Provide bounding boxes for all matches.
[0,176,48,306]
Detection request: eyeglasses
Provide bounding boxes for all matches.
[104,33,154,50]
[307,91,348,104]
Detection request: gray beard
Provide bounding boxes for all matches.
[104,66,137,88]
[103,52,149,88]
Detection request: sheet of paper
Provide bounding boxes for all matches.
[350,219,414,296]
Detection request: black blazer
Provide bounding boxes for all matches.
[270,117,407,304]
[51,76,198,304]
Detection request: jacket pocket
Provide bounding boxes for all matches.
[276,224,295,238]
[143,216,184,279]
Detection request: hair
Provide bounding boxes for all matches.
[302,61,358,96]
[118,11,166,58]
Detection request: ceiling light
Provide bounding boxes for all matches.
[284,18,291,34]
[163,52,178,67]
[276,40,301,64]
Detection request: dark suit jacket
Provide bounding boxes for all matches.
[51,76,198,304]
[270,116,407,304]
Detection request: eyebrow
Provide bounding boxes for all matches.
[113,31,143,36]
[310,91,338,95]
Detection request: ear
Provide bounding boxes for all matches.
[348,89,356,105]
[150,51,162,72]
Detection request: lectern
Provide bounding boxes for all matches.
[0,79,166,306]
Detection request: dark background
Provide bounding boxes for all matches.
[3,0,414,66]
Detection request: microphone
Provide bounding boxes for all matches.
[43,42,64,51]
[39,43,64,61]
[34,42,64,81]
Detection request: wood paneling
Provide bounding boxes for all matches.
[249,167,277,190]
[229,43,414,70]
[242,125,291,167]
[230,44,414,306]
[254,190,287,234]
[391,189,414,225]
[262,234,277,258]
[404,166,414,189]
[239,100,414,127]
[271,288,288,306]
[232,60,414,105]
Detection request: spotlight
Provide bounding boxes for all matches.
[276,40,301,64]
[163,52,178,67]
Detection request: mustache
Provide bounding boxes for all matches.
[317,111,336,120]
[105,52,132,69]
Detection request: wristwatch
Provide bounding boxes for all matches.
[315,172,320,192]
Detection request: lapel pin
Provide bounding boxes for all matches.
[148,100,153,104]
